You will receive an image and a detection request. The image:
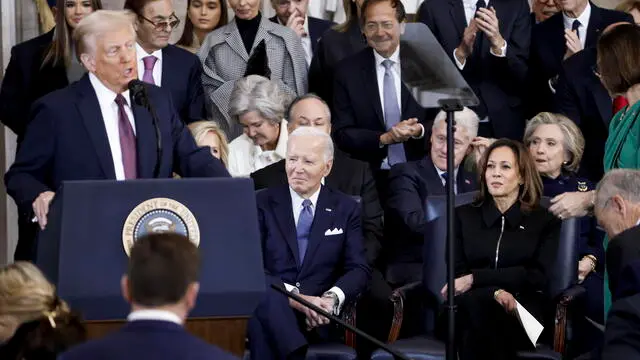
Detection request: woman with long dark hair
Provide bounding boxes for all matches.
[0,0,102,263]
[176,0,228,53]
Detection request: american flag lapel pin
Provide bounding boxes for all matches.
[325,208,332,212]
[465,179,471,185]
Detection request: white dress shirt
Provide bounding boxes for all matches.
[136,43,163,86]
[454,0,507,70]
[88,73,136,181]
[278,16,313,67]
[227,119,289,177]
[284,185,346,314]
[127,309,183,325]
[563,2,591,49]
[435,165,459,194]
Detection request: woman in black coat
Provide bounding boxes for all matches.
[441,139,561,360]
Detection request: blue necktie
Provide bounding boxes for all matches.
[441,172,448,186]
[382,59,406,166]
[296,199,313,264]
[572,20,581,39]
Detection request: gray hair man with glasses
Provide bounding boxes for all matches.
[123,0,206,124]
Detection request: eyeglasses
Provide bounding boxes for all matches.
[591,65,601,78]
[364,21,395,33]
[139,13,180,32]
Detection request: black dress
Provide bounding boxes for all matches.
[452,200,561,360]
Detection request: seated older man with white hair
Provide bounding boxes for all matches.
[384,107,480,286]
[247,126,370,360]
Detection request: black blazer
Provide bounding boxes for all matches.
[607,225,640,301]
[160,45,206,124]
[454,200,560,301]
[308,22,367,107]
[418,0,532,140]
[268,15,334,53]
[528,4,631,116]
[386,156,478,264]
[332,47,429,167]
[554,47,610,182]
[250,150,384,266]
[0,30,69,139]
[602,293,640,359]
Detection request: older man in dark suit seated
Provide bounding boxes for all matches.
[60,233,237,360]
[248,126,370,360]
[385,107,479,286]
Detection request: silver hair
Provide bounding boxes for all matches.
[73,10,136,62]
[229,75,294,125]
[595,169,640,209]
[288,126,334,162]
[432,107,480,139]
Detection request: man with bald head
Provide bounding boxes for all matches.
[554,21,631,182]
[248,126,370,359]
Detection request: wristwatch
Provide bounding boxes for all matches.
[322,291,340,315]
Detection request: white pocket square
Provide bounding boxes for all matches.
[324,228,344,236]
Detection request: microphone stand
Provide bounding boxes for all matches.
[270,284,412,360]
[438,99,462,360]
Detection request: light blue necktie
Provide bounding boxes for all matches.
[296,199,313,264]
[382,59,406,166]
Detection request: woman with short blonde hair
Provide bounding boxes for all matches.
[0,262,85,360]
[188,120,229,167]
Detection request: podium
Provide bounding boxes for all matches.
[35,178,265,356]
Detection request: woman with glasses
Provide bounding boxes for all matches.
[0,0,102,262]
[124,0,206,124]
[176,0,228,54]
[198,0,307,141]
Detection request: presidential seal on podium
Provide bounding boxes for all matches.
[122,198,200,256]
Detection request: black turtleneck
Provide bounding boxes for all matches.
[236,12,262,55]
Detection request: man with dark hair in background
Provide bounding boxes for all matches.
[59,232,237,360]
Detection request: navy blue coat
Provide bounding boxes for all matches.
[4,74,229,211]
[160,45,206,124]
[59,320,237,360]
[268,15,334,53]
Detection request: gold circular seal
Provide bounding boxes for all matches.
[122,198,200,256]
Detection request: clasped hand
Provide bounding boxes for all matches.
[440,274,474,299]
[289,294,335,330]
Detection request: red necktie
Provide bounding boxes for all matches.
[114,94,137,179]
[613,96,629,115]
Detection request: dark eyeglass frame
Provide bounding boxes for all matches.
[139,13,181,32]
[591,65,601,78]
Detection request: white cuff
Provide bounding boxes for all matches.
[412,124,425,139]
[284,283,299,293]
[328,286,345,315]
[453,48,466,70]
[490,40,507,57]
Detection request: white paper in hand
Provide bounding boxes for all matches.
[515,301,544,347]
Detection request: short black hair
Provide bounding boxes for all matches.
[127,233,200,307]
[285,93,330,121]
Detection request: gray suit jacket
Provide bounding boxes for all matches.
[198,16,308,140]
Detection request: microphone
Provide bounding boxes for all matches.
[128,80,162,178]
[270,284,412,360]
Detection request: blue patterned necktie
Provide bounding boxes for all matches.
[296,199,313,264]
[441,172,448,186]
[382,59,406,166]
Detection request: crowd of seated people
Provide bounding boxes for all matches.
[5,0,640,358]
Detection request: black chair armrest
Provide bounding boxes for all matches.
[553,284,586,353]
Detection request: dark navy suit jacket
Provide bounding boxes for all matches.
[268,15,334,53]
[554,47,611,182]
[256,185,370,301]
[0,29,69,140]
[418,0,532,140]
[528,4,631,116]
[386,156,478,265]
[332,47,429,168]
[4,74,229,212]
[161,44,206,124]
[59,320,237,360]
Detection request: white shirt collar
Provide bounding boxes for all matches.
[252,119,289,161]
[434,164,459,181]
[289,184,322,212]
[135,42,163,64]
[373,46,400,68]
[277,15,310,37]
[127,309,183,325]
[563,2,591,28]
[88,72,131,109]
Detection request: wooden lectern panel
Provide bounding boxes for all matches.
[85,317,248,356]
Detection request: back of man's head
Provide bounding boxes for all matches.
[125,233,200,310]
